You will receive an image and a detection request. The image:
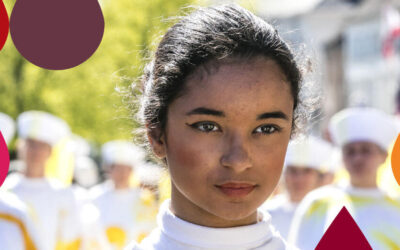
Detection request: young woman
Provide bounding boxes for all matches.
[126,4,312,249]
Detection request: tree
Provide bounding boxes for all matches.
[0,0,196,146]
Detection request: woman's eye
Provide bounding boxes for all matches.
[254,125,280,135]
[189,122,220,132]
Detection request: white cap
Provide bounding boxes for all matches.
[137,163,163,185]
[74,156,99,188]
[0,113,15,145]
[327,148,343,173]
[71,134,91,156]
[17,111,71,146]
[285,136,334,173]
[101,140,145,169]
[329,107,397,151]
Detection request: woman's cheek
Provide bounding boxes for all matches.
[167,133,216,174]
[255,142,287,175]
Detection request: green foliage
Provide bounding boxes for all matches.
[0,0,196,145]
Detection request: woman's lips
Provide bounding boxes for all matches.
[215,182,256,198]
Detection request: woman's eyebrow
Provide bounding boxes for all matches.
[186,107,225,117]
[257,111,288,121]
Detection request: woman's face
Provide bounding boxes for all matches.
[150,57,294,227]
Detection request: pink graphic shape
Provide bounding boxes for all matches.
[0,131,10,187]
[0,0,9,50]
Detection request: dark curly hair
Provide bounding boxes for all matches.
[133,4,316,150]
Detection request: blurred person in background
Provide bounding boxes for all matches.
[0,112,15,145]
[72,154,109,250]
[320,148,342,186]
[376,86,400,198]
[288,107,400,249]
[262,136,334,239]
[71,135,101,204]
[0,191,43,250]
[395,85,400,119]
[71,135,99,190]
[92,141,158,250]
[73,156,100,201]
[0,112,42,250]
[136,162,163,199]
[3,111,82,250]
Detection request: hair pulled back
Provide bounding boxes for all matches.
[137,4,310,141]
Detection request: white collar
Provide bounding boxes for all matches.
[20,176,49,186]
[18,175,65,190]
[284,193,300,208]
[158,200,276,248]
[266,194,298,211]
[343,184,385,198]
[112,187,137,194]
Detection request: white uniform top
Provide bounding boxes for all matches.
[72,185,111,250]
[0,191,42,250]
[126,200,297,250]
[262,194,298,239]
[5,175,82,250]
[93,188,158,250]
[89,180,114,200]
[288,184,400,250]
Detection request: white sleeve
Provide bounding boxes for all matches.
[56,188,83,249]
[80,202,111,250]
[124,240,140,250]
[0,192,44,250]
[23,209,45,250]
[287,192,329,250]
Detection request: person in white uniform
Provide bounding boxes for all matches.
[72,154,109,250]
[93,140,158,250]
[0,112,16,145]
[73,155,100,203]
[288,107,400,249]
[263,136,334,239]
[0,191,44,250]
[123,4,318,249]
[4,110,82,250]
[0,112,43,250]
[136,162,163,196]
[320,148,342,186]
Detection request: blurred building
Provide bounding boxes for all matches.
[258,0,400,131]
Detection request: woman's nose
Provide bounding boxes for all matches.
[220,133,252,172]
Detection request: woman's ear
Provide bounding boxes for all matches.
[146,126,167,159]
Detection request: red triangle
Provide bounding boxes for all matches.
[315,206,372,250]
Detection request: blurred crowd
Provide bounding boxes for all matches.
[0,110,164,250]
[1,94,400,249]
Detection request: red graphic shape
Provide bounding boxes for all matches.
[315,207,372,250]
[391,133,400,186]
[0,0,9,51]
[0,131,10,187]
[10,0,104,70]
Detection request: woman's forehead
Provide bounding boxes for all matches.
[171,58,294,117]
[187,56,288,86]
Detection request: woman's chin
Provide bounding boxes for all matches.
[207,206,259,227]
